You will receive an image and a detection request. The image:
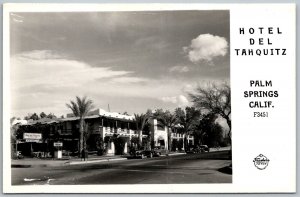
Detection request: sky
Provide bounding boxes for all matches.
[10,11,230,119]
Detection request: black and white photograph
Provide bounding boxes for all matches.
[3,3,297,193]
[9,9,231,186]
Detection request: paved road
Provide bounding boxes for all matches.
[12,151,232,185]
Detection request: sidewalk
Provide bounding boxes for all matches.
[11,152,188,168]
[166,152,186,156]
[67,155,127,165]
[209,146,231,152]
[11,155,126,168]
[11,158,70,168]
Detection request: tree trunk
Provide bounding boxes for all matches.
[138,129,143,148]
[199,135,203,145]
[183,135,187,150]
[79,118,84,157]
[167,127,171,152]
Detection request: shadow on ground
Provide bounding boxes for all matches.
[218,165,232,175]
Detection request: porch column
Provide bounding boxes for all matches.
[107,141,115,156]
[128,123,132,140]
[165,139,168,151]
[124,142,128,154]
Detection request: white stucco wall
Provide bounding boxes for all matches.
[150,119,168,150]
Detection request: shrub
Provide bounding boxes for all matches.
[95,138,105,156]
[177,139,183,151]
[113,137,127,155]
[172,139,178,151]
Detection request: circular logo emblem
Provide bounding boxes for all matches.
[253,154,270,170]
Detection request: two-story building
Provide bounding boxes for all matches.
[13,108,194,156]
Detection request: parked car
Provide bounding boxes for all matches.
[152,149,162,157]
[153,146,163,156]
[199,145,209,152]
[131,149,161,159]
[132,150,149,158]
[186,145,209,154]
[16,151,24,159]
[186,147,201,154]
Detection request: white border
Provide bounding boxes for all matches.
[3,3,296,193]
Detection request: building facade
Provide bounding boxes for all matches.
[13,108,194,157]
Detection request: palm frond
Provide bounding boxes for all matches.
[66,100,80,117]
[66,96,94,118]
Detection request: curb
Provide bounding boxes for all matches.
[68,158,127,165]
[11,163,68,168]
[166,152,186,156]
[11,152,187,167]
[12,158,127,167]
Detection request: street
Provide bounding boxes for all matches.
[12,151,232,185]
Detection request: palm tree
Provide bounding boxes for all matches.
[66,96,94,157]
[134,113,150,148]
[175,107,201,149]
[155,110,178,151]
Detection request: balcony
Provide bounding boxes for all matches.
[171,133,185,138]
[119,128,129,134]
[60,129,72,135]
[105,127,111,133]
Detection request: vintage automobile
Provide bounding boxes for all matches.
[186,145,209,153]
[16,151,24,159]
[186,147,201,154]
[199,145,209,152]
[131,149,161,159]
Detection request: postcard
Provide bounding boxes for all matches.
[3,3,296,193]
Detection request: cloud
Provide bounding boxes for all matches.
[111,77,149,84]
[11,50,132,90]
[161,95,189,107]
[18,50,61,60]
[183,34,228,64]
[11,13,24,23]
[10,50,138,115]
[11,50,191,117]
[178,95,189,106]
[135,36,169,51]
[10,13,24,23]
[161,96,177,104]
[216,116,230,133]
[13,18,23,23]
[182,83,197,93]
[11,13,24,18]
[169,65,190,73]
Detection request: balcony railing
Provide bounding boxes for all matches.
[100,126,143,137]
[106,127,111,133]
[60,129,73,134]
[171,133,191,138]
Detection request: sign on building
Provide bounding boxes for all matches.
[25,139,41,143]
[23,133,42,140]
[54,142,63,147]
